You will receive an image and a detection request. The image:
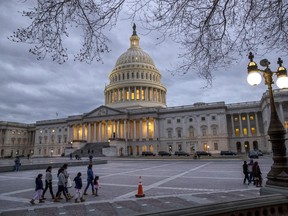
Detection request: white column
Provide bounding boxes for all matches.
[146,118,149,140]
[93,123,97,142]
[133,120,136,141]
[105,121,108,140]
[124,120,127,141]
[154,118,158,140]
[87,123,91,142]
[112,120,115,139]
[99,122,102,141]
[140,119,143,140]
[69,125,73,141]
[247,113,251,136]
[255,112,260,136]
[231,114,235,136]
[82,124,85,140]
[117,120,120,138]
[239,114,243,136]
[129,87,132,101]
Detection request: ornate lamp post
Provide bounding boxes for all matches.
[247,52,288,195]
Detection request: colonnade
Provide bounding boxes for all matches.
[105,86,166,105]
[69,118,158,143]
[230,112,260,137]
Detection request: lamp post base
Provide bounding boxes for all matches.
[260,185,288,196]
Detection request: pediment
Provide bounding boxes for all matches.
[84,106,124,118]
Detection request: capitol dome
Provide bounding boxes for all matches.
[104,24,167,109]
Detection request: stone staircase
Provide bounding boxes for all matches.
[72,142,110,157]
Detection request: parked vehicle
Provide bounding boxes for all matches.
[141,151,156,156]
[196,151,211,156]
[158,151,172,156]
[248,150,259,158]
[220,151,237,156]
[174,151,190,156]
[255,150,263,156]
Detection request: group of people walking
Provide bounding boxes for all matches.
[30,163,100,205]
[243,159,262,187]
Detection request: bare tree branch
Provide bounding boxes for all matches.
[9,0,288,85]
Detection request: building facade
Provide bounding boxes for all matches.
[1,26,288,158]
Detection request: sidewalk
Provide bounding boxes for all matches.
[0,157,107,172]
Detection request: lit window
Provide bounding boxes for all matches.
[52,129,55,133]
[242,116,246,121]
[136,89,140,100]
[243,128,248,135]
[285,121,288,129]
[234,117,238,121]
[126,91,130,100]
[250,115,254,120]
[251,127,256,135]
[235,128,240,136]
[141,89,145,100]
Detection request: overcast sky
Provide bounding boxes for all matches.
[0,1,286,124]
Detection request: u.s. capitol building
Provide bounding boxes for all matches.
[1,26,287,158]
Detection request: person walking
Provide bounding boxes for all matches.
[14,156,21,172]
[94,175,100,196]
[242,161,249,184]
[247,159,254,185]
[83,164,95,195]
[30,174,45,205]
[73,172,85,203]
[253,161,262,187]
[54,168,70,202]
[62,164,73,199]
[42,166,55,200]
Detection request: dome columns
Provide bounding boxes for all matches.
[105,86,166,107]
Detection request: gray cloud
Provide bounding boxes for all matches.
[0,1,286,124]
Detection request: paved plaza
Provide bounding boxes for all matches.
[0,156,272,215]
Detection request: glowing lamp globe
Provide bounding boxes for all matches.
[247,71,262,86]
[276,76,288,89]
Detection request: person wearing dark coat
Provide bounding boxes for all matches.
[73,172,85,203]
[242,161,249,184]
[83,164,95,195]
[253,161,262,187]
[30,174,45,205]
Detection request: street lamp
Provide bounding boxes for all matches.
[247,52,288,195]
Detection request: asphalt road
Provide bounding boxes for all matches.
[0,156,272,215]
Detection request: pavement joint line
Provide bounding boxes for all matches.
[89,209,95,211]
[100,162,183,178]
[113,162,212,200]
[116,206,123,208]
[59,212,66,215]
[142,204,148,206]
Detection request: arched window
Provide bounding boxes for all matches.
[201,126,207,136]
[189,126,194,138]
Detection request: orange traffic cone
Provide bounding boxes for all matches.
[135,176,145,198]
